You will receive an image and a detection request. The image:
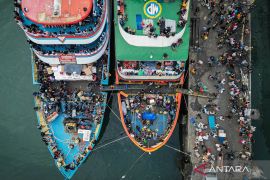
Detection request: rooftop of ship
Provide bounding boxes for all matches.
[114,0,190,61]
[21,0,93,25]
[14,0,106,40]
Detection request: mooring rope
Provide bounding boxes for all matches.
[92,136,128,152]
[65,148,72,158]
[106,104,122,122]
[121,152,146,179]
[165,144,191,157]
[98,131,125,145]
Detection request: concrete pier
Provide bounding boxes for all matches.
[183,0,256,179]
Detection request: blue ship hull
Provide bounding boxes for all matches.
[15,0,111,178]
[32,48,110,179]
[34,94,107,179]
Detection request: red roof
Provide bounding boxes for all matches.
[21,0,93,25]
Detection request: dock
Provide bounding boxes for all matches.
[182,0,258,179]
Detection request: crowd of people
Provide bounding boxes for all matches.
[34,50,108,83]
[121,90,177,147]
[14,0,105,37]
[39,125,94,171]
[189,0,255,170]
[118,61,184,77]
[32,57,106,172]
[117,0,189,39]
[177,0,188,28]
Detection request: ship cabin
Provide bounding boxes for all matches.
[114,0,190,83]
[32,50,110,84]
[14,0,108,44]
[29,21,109,65]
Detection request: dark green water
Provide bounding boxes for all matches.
[251,0,270,160]
[0,0,269,179]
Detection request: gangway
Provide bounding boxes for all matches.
[100,84,216,99]
[100,84,143,91]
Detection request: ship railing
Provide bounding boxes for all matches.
[117,70,182,80]
[33,29,109,57]
[54,74,95,81]
[32,31,108,57]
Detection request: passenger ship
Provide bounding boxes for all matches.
[14,0,110,178]
[114,0,190,152]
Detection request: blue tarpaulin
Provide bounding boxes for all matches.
[218,136,225,143]
[142,112,156,121]
[136,14,143,30]
[208,115,216,130]
[190,116,196,125]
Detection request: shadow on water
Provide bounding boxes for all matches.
[177,58,191,177]
[251,0,270,160]
[95,0,116,146]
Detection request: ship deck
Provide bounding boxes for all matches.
[114,0,190,61]
[34,84,107,179]
[122,1,182,36]
[118,91,182,152]
[21,0,92,25]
